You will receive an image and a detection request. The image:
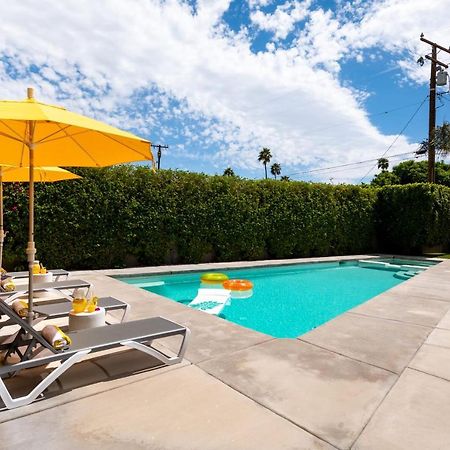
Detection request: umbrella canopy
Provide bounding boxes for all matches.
[0,95,151,167]
[0,165,81,182]
[0,88,153,324]
[0,166,81,269]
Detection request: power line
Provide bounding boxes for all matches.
[311,155,427,182]
[289,96,448,180]
[287,97,427,180]
[287,150,421,178]
[290,152,427,181]
[358,95,428,182]
[301,154,426,178]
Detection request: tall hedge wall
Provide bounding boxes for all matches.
[376,184,450,253]
[2,167,379,270]
[3,168,449,270]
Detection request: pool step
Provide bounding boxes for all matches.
[400,264,426,271]
[134,281,165,288]
[358,260,401,271]
[358,260,426,274]
[394,271,418,280]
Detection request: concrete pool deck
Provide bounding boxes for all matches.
[1,255,449,449]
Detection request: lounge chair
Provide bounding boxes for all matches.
[0,279,92,302]
[6,269,69,281]
[0,299,190,409]
[189,288,231,315]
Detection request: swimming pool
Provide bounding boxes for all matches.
[117,258,438,338]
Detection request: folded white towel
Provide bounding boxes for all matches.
[12,300,28,318]
[41,325,72,350]
[0,276,15,292]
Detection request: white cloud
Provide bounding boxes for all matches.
[296,0,450,84]
[249,0,273,7]
[0,0,446,183]
[250,0,312,40]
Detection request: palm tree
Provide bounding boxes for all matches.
[271,163,281,180]
[437,122,450,155]
[280,175,290,181]
[419,122,450,156]
[223,167,235,176]
[377,158,389,172]
[258,147,272,179]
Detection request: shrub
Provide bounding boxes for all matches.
[2,167,448,270]
[376,183,450,253]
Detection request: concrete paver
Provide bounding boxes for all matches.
[0,365,333,450]
[425,328,450,348]
[387,282,450,302]
[349,292,450,327]
[165,308,273,364]
[353,369,450,450]
[300,313,431,373]
[409,344,450,381]
[0,352,190,423]
[199,339,396,450]
[436,309,450,330]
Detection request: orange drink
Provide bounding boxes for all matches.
[86,296,98,313]
[72,297,87,314]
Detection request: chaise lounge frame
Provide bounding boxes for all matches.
[0,300,190,409]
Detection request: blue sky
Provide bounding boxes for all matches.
[0,0,449,183]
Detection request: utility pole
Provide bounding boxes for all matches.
[153,144,168,170]
[420,34,450,183]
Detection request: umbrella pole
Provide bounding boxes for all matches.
[27,135,36,326]
[26,87,37,325]
[0,168,4,270]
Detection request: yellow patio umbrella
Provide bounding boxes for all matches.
[0,87,153,323]
[0,165,81,270]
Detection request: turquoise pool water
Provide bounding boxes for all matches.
[117,259,437,338]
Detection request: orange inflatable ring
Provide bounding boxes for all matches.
[223,279,253,291]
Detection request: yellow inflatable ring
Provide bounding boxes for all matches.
[222,279,253,291]
[200,273,229,284]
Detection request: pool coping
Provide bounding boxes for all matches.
[2,255,450,449]
[78,253,444,279]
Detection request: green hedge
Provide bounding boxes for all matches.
[376,184,450,253]
[3,168,449,270]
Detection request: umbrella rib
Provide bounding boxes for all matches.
[19,122,28,167]
[0,120,24,140]
[36,124,73,143]
[39,128,91,143]
[0,130,25,143]
[0,124,30,167]
[99,131,151,160]
[54,122,100,166]
[20,138,26,167]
